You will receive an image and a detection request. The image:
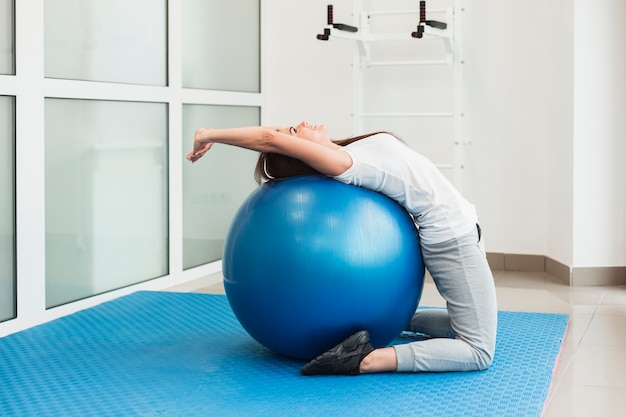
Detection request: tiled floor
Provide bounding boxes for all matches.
[174,270,626,416]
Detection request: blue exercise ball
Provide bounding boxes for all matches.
[223,175,425,360]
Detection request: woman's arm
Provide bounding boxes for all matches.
[187,126,352,176]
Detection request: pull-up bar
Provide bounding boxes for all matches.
[412,1,447,39]
[317,5,358,41]
[317,2,447,41]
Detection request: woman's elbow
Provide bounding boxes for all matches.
[259,129,279,152]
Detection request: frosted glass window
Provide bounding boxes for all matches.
[183,0,260,92]
[45,99,168,308]
[0,0,14,74]
[182,105,259,269]
[0,96,15,321]
[44,0,167,85]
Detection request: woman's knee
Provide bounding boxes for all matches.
[474,346,495,371]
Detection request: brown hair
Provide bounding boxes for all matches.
[254,131,401,184]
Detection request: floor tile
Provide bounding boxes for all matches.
[494,286,571,313]
[544,384,626,417]
[580,315,626,347]
[600,286,626,305]
[564,344,626,388]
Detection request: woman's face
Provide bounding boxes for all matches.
[281,121,329,144]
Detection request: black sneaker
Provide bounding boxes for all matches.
[301,330,374,376]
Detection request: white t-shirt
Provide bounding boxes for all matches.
[333,133,477,245]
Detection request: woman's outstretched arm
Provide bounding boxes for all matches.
[187,126,281,162]
[187,126,352,176]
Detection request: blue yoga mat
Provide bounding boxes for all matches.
[0,292,568,417]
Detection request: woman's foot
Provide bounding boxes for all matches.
[301,330,374,376]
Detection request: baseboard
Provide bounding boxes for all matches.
[545,257,571,284]
[486,252,626,286]
[571,266,626,286]
[486,253,550,274]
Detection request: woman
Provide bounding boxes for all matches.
[188,121,497,376]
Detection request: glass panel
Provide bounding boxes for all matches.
[0,96,15,321]
[0,0,14,74]
[44,0,167,85]
[182,105,259,269]
[45,99,168,308]
[183,0,260,92]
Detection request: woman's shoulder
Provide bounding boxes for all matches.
[368,132,398,142]
[346,132,400,149]
[343,135,417,167]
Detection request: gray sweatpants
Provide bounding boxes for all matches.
[394,225,498,372]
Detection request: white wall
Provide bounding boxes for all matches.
[462,0,552,256]
[263,1,353,137]
[572,0,626,268]
[544,1,575,267]
[265,0,626,272]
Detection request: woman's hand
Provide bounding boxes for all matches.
[187,128,215,163]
